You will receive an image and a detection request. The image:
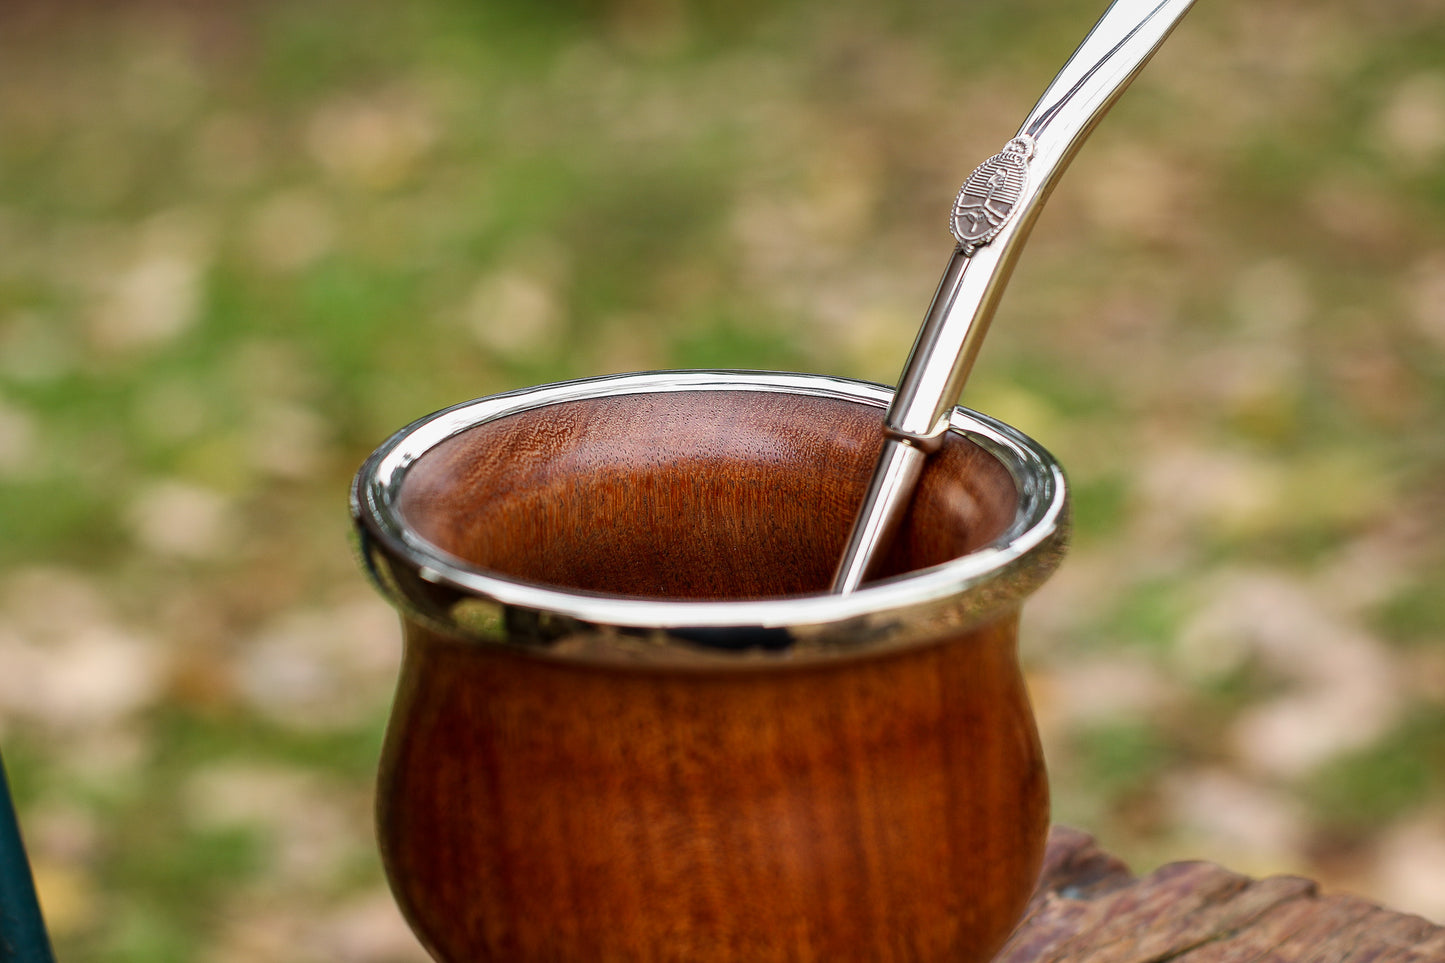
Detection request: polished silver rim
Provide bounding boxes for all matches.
[351,370,1069,663]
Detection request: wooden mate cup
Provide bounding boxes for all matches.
[351,370,1069,962]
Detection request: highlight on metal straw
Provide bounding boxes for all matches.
[830,0,1197,594]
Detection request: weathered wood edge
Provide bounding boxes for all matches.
[997,827,1445,963]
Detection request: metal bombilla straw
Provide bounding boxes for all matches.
[831,0,1198,593]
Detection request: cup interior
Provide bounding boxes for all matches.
[393,388,1018,601]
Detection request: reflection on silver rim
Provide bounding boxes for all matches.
[351,370,1069,665]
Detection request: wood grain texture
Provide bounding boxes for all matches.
[1005,828,1445,963]
[381,618,1048,963]
[377,388,1048,961]
[397,390,1017,598]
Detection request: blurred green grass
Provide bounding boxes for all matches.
[2,0,1444,957]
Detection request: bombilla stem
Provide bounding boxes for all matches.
[831,0,1196,594]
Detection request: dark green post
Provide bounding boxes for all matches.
[0,752,55,963]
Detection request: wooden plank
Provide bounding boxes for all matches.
[999,828,1445,963]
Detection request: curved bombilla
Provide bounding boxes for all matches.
[831,0,1197,594]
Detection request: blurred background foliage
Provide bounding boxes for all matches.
[1,0,1443,959]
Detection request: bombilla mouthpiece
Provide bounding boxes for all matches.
[887,0,1198,449]
[831,0,1197,594]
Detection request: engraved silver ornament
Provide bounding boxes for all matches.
[950,136,1035,255]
